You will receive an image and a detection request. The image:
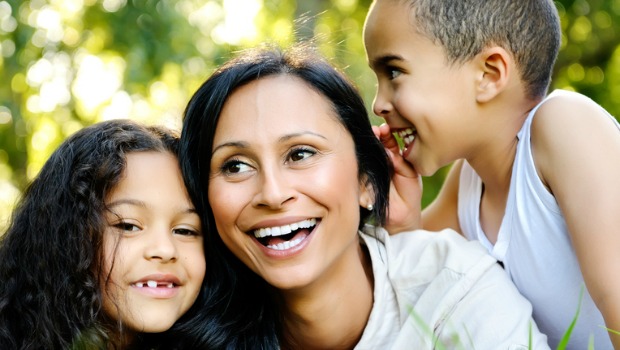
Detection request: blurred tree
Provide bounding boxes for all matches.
[0,0,619,232]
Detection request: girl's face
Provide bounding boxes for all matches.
[102,151,205,334]
[208,75,373,292]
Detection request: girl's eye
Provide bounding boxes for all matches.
[113,222,141,232]
[221,159,252,175]
[288,147,316,162]
[173,228,200,237]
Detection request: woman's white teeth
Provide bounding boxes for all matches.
[267,237,304,250]
[134,280,174,288]
[254,218,316,238]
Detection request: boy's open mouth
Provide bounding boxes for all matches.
[395,127,416,151]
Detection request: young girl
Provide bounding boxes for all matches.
[0,120,207,349]
[179,44,550,349]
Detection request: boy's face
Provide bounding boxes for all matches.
[363,0,480,176]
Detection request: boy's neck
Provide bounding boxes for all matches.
[469,92,541,191]
[471,94,542,242]
[279,242,374,349]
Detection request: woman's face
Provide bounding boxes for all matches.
[208,75,373,291]
[102,151,205,334]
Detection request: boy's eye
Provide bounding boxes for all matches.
[288,147,316,162]
[388,68,402,80]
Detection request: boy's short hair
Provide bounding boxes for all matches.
[402,0,561,99]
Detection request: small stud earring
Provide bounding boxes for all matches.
[367,204,374,211]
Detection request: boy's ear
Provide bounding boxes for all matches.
[475,46,511,103]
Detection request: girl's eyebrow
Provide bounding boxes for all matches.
[211,131,327,155]
[106,199,198,215]
[106,199,146,209]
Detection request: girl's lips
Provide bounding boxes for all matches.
[130,274,182,298]
[131,273,181,287]
[131,284,180,298]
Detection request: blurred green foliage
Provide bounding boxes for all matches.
[0,0,619,231]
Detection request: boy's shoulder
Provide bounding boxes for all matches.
[532,89,616,141]
[536,89,609,120]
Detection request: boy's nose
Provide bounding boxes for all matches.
[372,89,393,118]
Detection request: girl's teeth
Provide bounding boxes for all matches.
[135,280,175,288]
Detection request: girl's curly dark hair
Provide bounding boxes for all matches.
[0,119,178,349]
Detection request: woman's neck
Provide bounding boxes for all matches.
[279,242,374,350]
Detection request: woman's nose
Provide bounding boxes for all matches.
[251,168,296,209]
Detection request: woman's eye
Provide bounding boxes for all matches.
[113,222,140,232]
[288,147,316,162]
[221,159,252,174]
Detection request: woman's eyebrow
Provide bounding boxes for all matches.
[279,131,327,142]
[212,132,327,155]
[211,141,249,156]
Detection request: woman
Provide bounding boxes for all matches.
[179,44,550,349]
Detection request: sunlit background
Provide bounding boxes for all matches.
[1,0,620,232]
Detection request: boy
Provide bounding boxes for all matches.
[363,0,620,348]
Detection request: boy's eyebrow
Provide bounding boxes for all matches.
[370,54,404,68]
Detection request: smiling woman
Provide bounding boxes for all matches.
[179,44,552,349]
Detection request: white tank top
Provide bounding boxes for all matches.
[458,90,618,349]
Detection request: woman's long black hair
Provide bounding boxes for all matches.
[0,119,180,349]
[178,43,391,349]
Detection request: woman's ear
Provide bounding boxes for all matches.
[358,176,375,210]
[475,46,512,103]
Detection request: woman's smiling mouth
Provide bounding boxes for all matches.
[253,218,317,251]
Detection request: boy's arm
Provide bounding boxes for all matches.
[421,159,462,234]
[532,95,620,347]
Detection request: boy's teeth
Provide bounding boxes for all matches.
[147,280,157,288]
[397,128,416,146]
[254,218,316,238]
